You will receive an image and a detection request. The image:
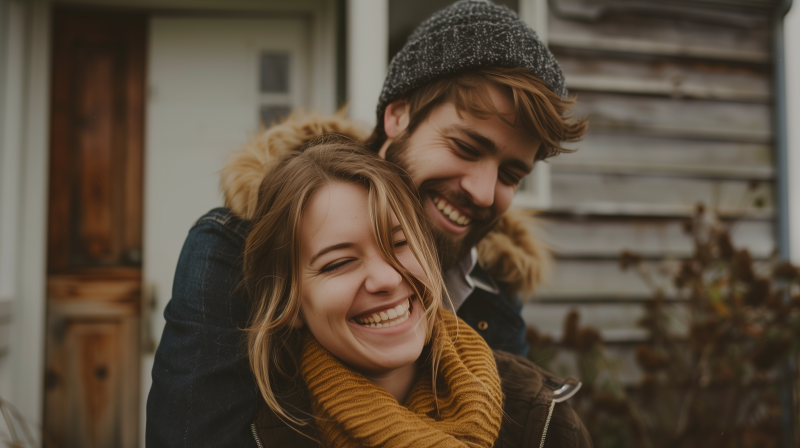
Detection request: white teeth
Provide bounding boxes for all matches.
[356,297,414,328]
[433,196,471,227]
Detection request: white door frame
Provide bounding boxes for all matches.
[4,0,52,426]
[5,0,337,435]
[787,2,800,264]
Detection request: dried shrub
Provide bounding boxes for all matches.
[526,205,800,448]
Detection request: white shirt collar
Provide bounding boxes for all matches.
[442,247,479,311]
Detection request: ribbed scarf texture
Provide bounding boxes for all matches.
[300,310,503,448]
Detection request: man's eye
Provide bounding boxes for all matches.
[453,140,479,157]
[500,170,523,186]
[320,259,353,274]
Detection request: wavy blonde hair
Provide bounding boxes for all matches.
[243,135,447,429]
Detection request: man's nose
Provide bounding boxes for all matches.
[461,162,497,208]
[363,254,403,294]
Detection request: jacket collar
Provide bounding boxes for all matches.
[219,112,551,296]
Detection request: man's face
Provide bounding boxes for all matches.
[379,84,541,269]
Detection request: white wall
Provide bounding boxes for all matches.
[787,2,800,264]
[0,0,51,427]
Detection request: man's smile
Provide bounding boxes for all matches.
[432,194,473,226]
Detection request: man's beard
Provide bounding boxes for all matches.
[385,133,500,270]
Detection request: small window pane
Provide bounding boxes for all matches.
[260,105,292,127]
[259,53,290,93]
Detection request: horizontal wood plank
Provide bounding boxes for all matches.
[571,93,772,142]
[532,259,675,300]
[549,8,770,63]
[556,50,771,102]
[550,133,773,180]
[537,218,775,258]
[549,172,773,215]
[523,301,688,342]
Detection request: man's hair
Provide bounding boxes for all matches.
[368,67,587,160]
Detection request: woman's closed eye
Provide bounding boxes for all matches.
[320,258,355,274]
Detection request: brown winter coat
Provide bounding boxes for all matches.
[251,350,593,448]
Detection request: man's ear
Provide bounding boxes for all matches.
[384,99,410,139]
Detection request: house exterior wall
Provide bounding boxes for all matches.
[787,2,800,264]
[522,0,779,383]
[347,0,388,125]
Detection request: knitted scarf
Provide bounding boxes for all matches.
[300,310,503,448]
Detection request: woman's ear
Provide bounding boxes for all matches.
[384,99,410,139]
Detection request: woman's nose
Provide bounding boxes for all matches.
[363,254,403,294]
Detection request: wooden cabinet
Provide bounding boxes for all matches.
[45,9,146,448]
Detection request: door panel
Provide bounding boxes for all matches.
[45,8,145,448]
[143,15,311,356]
[48,9,145,271]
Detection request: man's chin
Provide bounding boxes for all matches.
[432,216,503,270]
[432,228,469,271]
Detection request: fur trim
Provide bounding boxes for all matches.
[220,110,372,220]
[477,209,552,296]
[220,112,551,295]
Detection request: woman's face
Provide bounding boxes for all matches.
[298,182,428,375]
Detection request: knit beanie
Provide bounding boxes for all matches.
[375,0,567,133]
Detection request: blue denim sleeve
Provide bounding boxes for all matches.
[146,209,257,448]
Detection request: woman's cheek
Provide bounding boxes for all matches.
[399,251,428,284]
[319,272,361,313]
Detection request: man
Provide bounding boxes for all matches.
[146,1,587,446]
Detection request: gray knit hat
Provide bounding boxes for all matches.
[376,0,566,132]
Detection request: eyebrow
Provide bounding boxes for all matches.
[445,124,534,174]
[446,124,498,154]
[310,242,353,265]
[308,226,404,265]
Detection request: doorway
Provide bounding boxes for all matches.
[44,8,146,448]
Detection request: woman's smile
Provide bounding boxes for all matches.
[349,295,420,330]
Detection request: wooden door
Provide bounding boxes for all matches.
[44,8,146,448]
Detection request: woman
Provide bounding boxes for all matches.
[243,136,592,448]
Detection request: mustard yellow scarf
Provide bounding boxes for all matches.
[300,310,503,448]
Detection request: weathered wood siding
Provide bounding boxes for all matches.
[521,0,777,383]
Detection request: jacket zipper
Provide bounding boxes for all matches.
[539,381,582,448]
[251,423,264,448]
[538,400,557,448]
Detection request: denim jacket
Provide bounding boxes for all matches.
[145,208,529,448]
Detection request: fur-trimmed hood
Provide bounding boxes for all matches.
[220,112,550,295]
